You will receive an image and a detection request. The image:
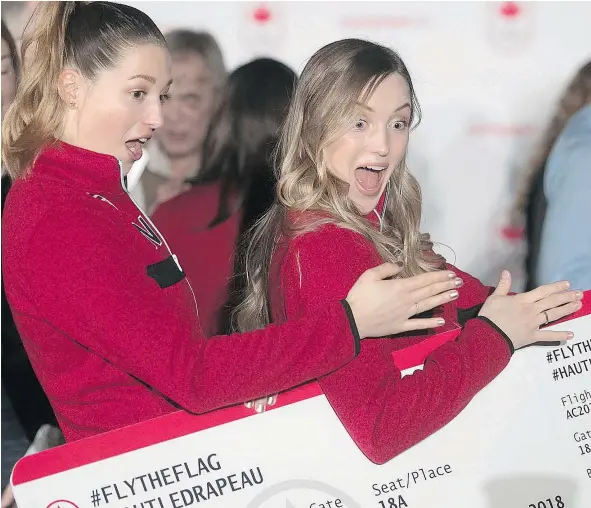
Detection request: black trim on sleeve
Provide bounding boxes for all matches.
[340,299,361,356]
[474,316,515,356]
[457,303,485,326]
[68,335,187,411]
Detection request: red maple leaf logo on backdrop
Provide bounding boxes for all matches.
[500,1,521,18]
[253,5,272,24]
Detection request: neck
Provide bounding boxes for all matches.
[169,152,201,180]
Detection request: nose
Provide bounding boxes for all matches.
[368,125,389,157]
[145,98,164,130]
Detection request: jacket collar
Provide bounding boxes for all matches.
[34,140,124,195]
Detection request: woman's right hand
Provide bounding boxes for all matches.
[346,263,462,339]
[478,270,583,349]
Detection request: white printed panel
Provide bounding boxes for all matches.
[13,312,591,508]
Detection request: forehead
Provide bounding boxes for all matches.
[170,52,214,88]
[363,73,410,109]
[103,43,171,82]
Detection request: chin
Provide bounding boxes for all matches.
[158,137,196,155]
[351,195,379,215]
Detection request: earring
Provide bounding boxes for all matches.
[68,101,76,110]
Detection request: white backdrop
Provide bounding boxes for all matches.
[4,1,591,287]
[124,0,591,288]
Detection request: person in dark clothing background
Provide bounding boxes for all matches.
[2,19,63,507]
[152,58,298,337]
[2,17,59,442]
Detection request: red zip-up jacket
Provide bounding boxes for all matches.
[1,141,362,442]
[269,202,514,464]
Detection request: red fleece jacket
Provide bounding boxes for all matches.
[269,208,513,464]
[1,142,361,442]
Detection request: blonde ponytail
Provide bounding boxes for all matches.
[2,1,76,178]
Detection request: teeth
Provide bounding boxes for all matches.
[364,165,386,171]
[139,138,148,143]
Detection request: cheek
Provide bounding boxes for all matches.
[325,138,358,182]
[391,132,409,156]
[202,87,217,112]
[79,102,134,151]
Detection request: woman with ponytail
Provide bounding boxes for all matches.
[1,2,464,442]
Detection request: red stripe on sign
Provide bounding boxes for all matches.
[12,383,323,485]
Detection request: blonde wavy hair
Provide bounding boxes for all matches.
[233,39,443,333]
[513,60,591,223]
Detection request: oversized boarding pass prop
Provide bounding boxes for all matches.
[12,293,591,508]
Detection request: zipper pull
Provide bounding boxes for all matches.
[172,254,183,272]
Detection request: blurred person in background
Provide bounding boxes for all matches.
[1,19,18,120]
[152,58,297,338]
[1,19,63,508]
[515,60,591,290]
[131,30,226,214]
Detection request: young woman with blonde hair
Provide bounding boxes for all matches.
[236,39,583,464]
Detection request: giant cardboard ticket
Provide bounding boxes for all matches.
[12,294,591,508]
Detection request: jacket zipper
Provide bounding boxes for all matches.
[372,181,391,233]
[117,161,200,316]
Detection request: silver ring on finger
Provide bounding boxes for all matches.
[541,310,550,326]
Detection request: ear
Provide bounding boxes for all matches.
[57,68,84,108]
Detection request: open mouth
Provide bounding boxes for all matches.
[125,137,148,162]
[354,165,388,195]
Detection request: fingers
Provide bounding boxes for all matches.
[403,269,456,291]
[535,290,583,313]
[245,395,278,413]
[413,289,460,316]
[491,270,512,297]
[400,317,446,333]
[533,329,574,343]
[245,398,267,412]
[254,399,268,413]
[539,300,583,326]
[1,484,13,508]
[525,280,570,303]
[411,276,462,303]
[362,262,404,281]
